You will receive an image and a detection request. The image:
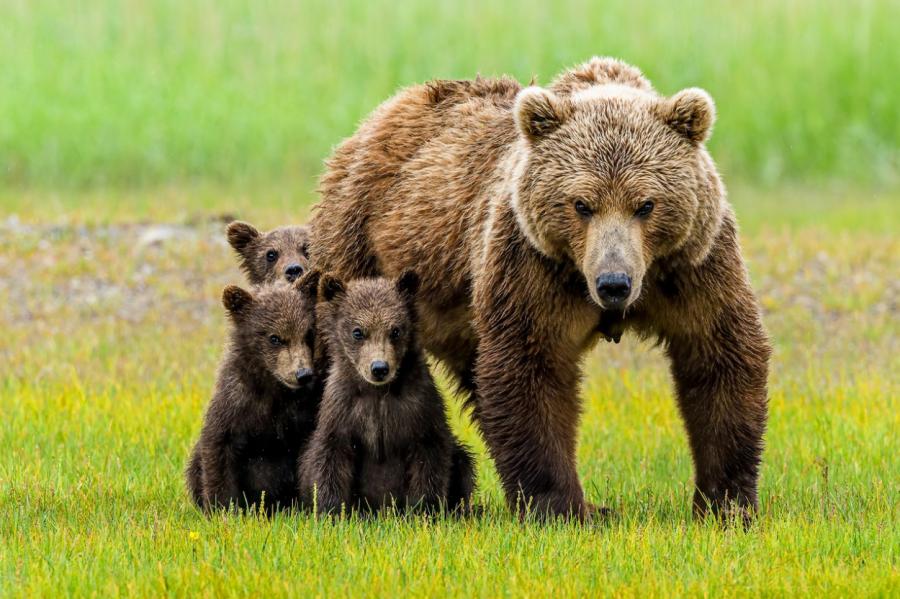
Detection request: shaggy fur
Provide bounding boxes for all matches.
[309,57,770,522]
[298,271,475,514]
[227,221,311,286]
[186,271,325,513]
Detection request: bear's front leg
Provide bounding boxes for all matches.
[474,328,587,520]
[406,438,452,512]
[199,435,242,512]
[298,432,354,515]
[664,293,770,523]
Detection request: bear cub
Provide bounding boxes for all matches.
[186,271,324,513]
[299,271,475,514]
[227,220,311,286]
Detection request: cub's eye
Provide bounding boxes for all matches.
[574,200,592,217]
[351,328,364,341]
[269,334,283,346]
[390,327,402,340]
[635,200,655,218]
[266,250,278,263]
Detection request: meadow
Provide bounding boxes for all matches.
[1,0,899,597]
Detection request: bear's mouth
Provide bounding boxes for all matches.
[596,310,626,344]
[277,376,301,390]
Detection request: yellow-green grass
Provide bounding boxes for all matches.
[2,0,898,189]
[1,192,897,597]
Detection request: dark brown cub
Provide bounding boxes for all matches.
[185,271,325,513]
[298,270,475,514]
[227,221,311,285]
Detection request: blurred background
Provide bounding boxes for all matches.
[2,0,897,219]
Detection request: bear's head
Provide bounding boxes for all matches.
[511,57,724,311]
[227,221,311,286]
[222,270,321,391]
[318,270,420,387]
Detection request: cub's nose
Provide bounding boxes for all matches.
[595,272,632,307]
[285,264,304,281]
[295,368,314,386]
[370,361,390,381]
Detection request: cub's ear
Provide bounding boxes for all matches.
[226,221,260,253]
[657,88,716,144]
[320,274,346,302]
[515,87,571,142]
[295,269,321,299]
[222,285,254,317]
[395,269,420,299]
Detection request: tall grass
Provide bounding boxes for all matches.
[1,0,897,189]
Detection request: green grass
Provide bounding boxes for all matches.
[2,0,898,190]
[1,194,897,596]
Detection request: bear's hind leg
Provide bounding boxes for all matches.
[447,443,476,513]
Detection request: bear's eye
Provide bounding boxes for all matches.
[269,334,284,346]
[390,327,402,340]
[635,200,655,218]
[266,250,278,263]
[574,200,593,218]
[351,328,364,341]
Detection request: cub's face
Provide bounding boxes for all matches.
[227,222,310,286]
[222,271,321,391]
[320,271,419,387]
[512,83,719,311]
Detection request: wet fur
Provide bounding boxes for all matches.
[310,57,770,522]
[186,272,326,513]
[298,273,475,514]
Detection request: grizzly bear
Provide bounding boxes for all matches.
[309,57,770,522]
[227,221,310,285]
[298,271,475,514]
[186,271,325,513]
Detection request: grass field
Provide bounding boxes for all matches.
[1,189,898,596]
[2,0,899,596]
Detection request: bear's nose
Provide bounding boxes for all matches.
[285,264,304,281]
[370,361,390,381]
[596,272,632,307]
[295,368,314,386]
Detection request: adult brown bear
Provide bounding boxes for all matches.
[310,57,770,521]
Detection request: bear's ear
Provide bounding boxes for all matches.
[222,285,254,318]
[515,87,571,142]
[395,269,420,300]
[295,269,321,299]
[657,88,716,144]
[226,221,260,254]
[320,274,346,302]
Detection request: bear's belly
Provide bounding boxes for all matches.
[416,301,477,376]
[353,455,409,511]
[239,454,299,509]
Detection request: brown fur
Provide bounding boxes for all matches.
[298,271,475,514]
[186,271,326,513]
[310,57,770,522]
[227,221,311,286]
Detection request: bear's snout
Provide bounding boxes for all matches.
[370,360,390,382]
[285,264,304,282]
[295,367,315,388]
[595,272,632,308]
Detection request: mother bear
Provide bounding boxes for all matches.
[309,58,770,521]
